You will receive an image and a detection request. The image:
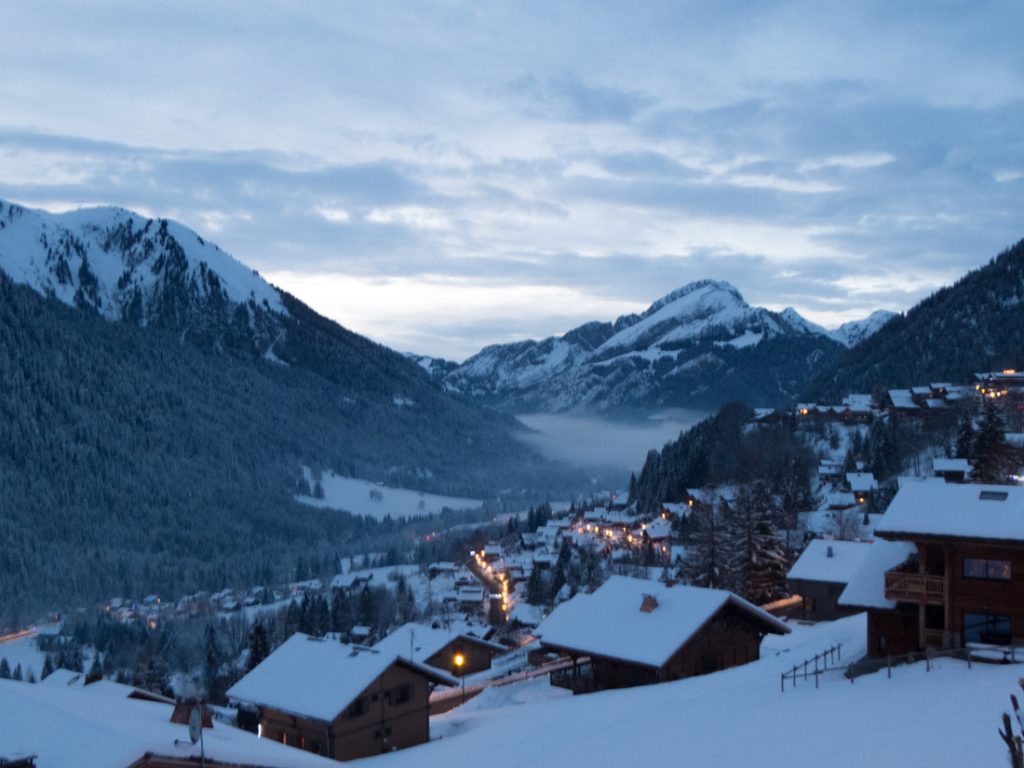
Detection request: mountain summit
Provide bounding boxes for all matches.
[440,280,886,413]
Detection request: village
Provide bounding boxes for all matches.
[3,369,1024,766]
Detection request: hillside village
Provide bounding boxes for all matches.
[4,369,1024,766]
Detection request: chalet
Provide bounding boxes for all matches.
[839,483,1024,656]
[329,572,374,594]
[0,677,338,768]
[227,633,456,760]
[885,389,919,413]
[427,562,456,579]
[537,576,789,694]
[374,622,506,676]
[933,457,972,483]
[846,472,877,504]
[786,539,873,621]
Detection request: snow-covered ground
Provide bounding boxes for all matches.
[296,470,483,521]
[354,614,1024,768]
[0,634,46,680]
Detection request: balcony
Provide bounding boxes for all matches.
[550,662,599,695]
[884,570,945,604]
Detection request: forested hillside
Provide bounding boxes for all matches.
[0,275,577,623]
[805,238,1024,400]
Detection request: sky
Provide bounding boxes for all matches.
[0,1,1022,361]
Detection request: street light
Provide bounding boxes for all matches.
[453,652,466,702]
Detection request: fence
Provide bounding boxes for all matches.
[780,643,843,691]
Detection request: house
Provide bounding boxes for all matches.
[0,676,338,768]
[786,539,874,621]
[374,622,506,676]
[932,457,972,483]
[227,633,456,760]
[329,572,374,594]
[537,576,789,694]
[846,472,877,504]
[839,483,1024,656]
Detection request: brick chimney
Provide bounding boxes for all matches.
[640,594,658,613]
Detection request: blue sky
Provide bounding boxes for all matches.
[1,1,1022,360]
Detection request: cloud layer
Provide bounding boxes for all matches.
[1,1,1022,359]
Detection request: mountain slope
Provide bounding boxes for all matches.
[805,238,1024,400]
[442,280,859,413]
[0,202,582,620]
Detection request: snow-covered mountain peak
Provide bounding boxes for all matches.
[828,309,898,347]
[0,199,284,318]
[645,279,745,317]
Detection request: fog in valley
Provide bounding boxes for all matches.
[515,410,706,476]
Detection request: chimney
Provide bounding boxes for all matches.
[827,545,834,558]
[640,594,658,613]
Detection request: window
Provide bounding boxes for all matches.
[963,612,1012,645]
[388,683,413,706]
[963,558,1012,581]
[979,491,1009,501]
[348,697,368,718]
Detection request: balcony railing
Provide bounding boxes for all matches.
[923,629,947,649]
[550,662,598,694]
[884,570,945,604]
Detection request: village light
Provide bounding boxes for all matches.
[454,652,467,702]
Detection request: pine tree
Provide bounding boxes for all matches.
[525,566,546,605]
[41,655,54,680]
[0,658,10,679]
[955,410,976,459]
[12,663,23,681]
[247,620,270,671]
[974,401,1010,483]
[746,507,788,604]
[683,496,729,590]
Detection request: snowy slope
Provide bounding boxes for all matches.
[828,309,897,347]
[295,470,483,521]
[0,199,286,353]
[442,280,887,413]
[359,614,1024,768]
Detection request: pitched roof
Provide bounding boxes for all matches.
[0,678,337,768]
[226,633,456,722]
[875,483,1024,542]
[536,576,788,669]
[838,540,917,609]
[373,622,505,666]
[786,539,874,584]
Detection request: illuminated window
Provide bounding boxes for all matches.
[964,558,1012,581]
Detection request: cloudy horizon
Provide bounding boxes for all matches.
[1,1,1021,360]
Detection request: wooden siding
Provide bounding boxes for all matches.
[425,638,494,676]
[257,661,433,761]
[787,579,856,621]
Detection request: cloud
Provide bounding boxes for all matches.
[0,2,1021,360]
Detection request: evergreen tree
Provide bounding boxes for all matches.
[683,497,729,590]
[330,589,353,634]
[525,566,546,605]
[974,401,1011,483]
[0,658,10,679]
[41,655,54,680]
[12,663,22,681]
[247,620,270,671]
[955,410,976,459]
[745,507,788,604]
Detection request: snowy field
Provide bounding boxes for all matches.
[296,470,483,521]
[0,634,46,680]
[354,614,1024,768]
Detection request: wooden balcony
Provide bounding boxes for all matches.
[550,662,599,695]
[884,570,945,604]
[923,629,947,649]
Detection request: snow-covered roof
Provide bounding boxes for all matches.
[787,539,874,585]
[536,576,788,669]
[838,540,917,609]
[875,483,1024,542]
[0,677,337,768]
[634,518,672,539]
[227,633,455,722]
[330,571,373,589]
[374,623,505,665]
[846,472,877,492]
[932,458,972,474]
[887,389,918,409]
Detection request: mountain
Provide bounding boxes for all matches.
[438,280,883,413]
[0,200,580,619]
[805,238,1024,400]
[827,310,897,348]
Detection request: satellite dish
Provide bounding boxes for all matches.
[188,706,202,745]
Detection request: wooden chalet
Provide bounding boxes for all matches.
[840,483,1024,656]
[537,576,789,694]
[786,539,873,621]
[227,633,456,760]
[374,622,506,677]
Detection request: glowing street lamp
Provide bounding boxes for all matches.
[454,652,466,701]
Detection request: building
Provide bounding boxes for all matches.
[0,677,337,768]
[839,483,1024,656]
[227,633,456,760]
[932,457,972,483]
[537,576,789,694]
[786,539,874,621]
[373,622,506,677]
